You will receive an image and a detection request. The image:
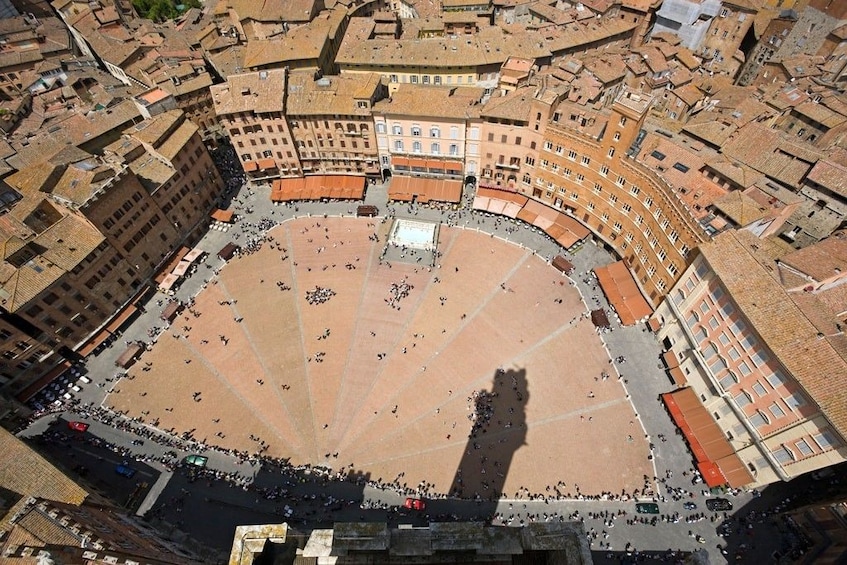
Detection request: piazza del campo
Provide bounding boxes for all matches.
[0,0,846,563]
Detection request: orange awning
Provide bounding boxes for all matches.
[648,317,662,332]
[408,158,428,169]
[105,304,138,334]
[594,260,653,326]
[77,329,113,357]
[444,161,463,171]
[211,208,234,223]
[154,246,190,283]
[662,388,754,488]
[393,157,410,167]
[243,160,258,172]
[271,176,365,202]
[388,176,462,203]
[669,366,687,386]
[662,351,679,369]
[257,158,276,170]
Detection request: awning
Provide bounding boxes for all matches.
[105,304,137,334]
[661,388,754,488]
[257,158,276,170]
[15,361,72,402]
[388,176,462,203]
[243,160,258,172]
[552,255,574,274]
[662,351,679,369]
[211,208,234,223]
[444,161,463,171]
[591,308,610,328]
[408,158,428,169]
[594,260,653,326]
[161,301,182,322]
[669,366,687,386]
[217,242,239,260]
[115,343,143,369]
[648,317,662,332]
[158,273,180,291]
[172,260,192,277]
[77,328,113,357]
[271,175,366,202]
[184,248,205,263]
[154,247,190,283]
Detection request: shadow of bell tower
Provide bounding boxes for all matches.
[449,367,528,513]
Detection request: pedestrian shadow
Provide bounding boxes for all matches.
[447,367,529,520]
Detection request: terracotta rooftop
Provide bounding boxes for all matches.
[779,230,847,285]
[0,427,87,531]
[710,190,769,227]
[805,159,847,199]
[225,0,320,23]
[211,68,287,116]
[373,84,484,120]
[285,72,382,117]
[699,230,847,440]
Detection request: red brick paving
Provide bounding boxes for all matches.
[107,217,652,496]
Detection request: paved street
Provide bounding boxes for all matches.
[17,172,787,563]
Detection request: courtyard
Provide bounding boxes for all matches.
[105,216,653,499]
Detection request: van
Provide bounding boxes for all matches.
[77,376,91,384]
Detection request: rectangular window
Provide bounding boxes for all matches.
[814,431,836,449]
[749,412,767,428]
[581,155,590,166]
[734,391,751,407]
[752,381,767,397]
[795,439,813,456]
[772,446,793,464]
[785,393,805,409]
[769,403,785,419]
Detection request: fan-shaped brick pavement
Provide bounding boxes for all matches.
[106,216,652,497]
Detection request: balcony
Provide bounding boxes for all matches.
[495,159,521,171]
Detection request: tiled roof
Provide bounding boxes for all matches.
[373,84,483,120]
[226,0,320,23]
[703,158,761,188]
[0,210,103,311]
[792,101,847,129]
[710,190,768,226]
[16,510,82,546]
[286,73,381,117]
[0,428,87,530]
[480,89,534,122]
[211,68,287,116]
[699,230,847,440]
[805,159,847,198]
[241,11,342,69]
[156,119,198,162]
[779,230,847,284]
[337,19,552,69]
[722,123,818,187]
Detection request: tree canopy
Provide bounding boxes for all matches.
[132,0,201,22]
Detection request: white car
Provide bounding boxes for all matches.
[62,392,73,400]
[71,385,82,392]
[77,376,91,384]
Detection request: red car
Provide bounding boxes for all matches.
[67,421,89,432]
[403,498,426,511]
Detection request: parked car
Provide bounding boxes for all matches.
[115,463,137,478]
[183,454,208,468]
[77,376,91,384]
[636,502,660,514]
[67,421,89,432]
[706,498,733,512]
[683,502,697,510]
[403,498,426,511]
[71,385,82,392]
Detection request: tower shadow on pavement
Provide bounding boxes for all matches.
[447,367,529,522]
